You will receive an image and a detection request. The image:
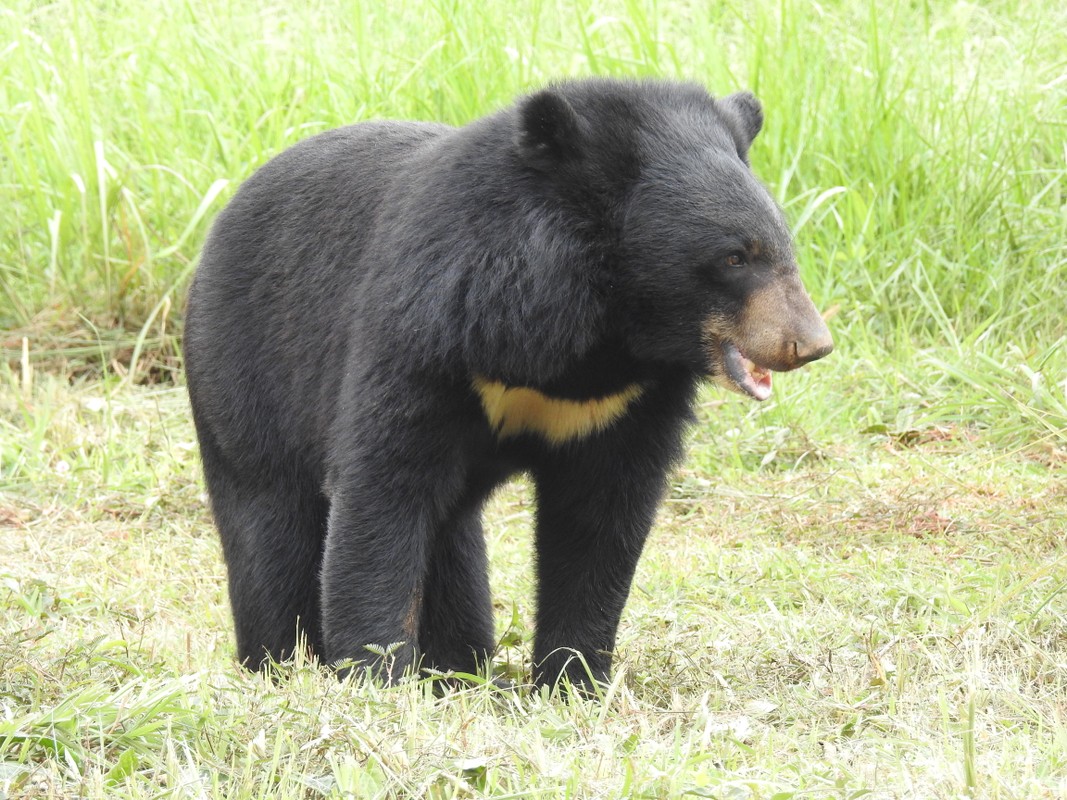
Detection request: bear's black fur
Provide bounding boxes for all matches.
[183,78,833,690]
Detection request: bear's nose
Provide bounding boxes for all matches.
[792,335,834,365]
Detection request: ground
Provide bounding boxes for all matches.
[1,379,1064,798]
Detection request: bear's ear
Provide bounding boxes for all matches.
[719,91,764,157]
[516,89,584,171]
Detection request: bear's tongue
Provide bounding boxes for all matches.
[722,341,773,401]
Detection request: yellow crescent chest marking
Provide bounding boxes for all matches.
[473,376,645,445]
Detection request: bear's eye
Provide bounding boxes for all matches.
[725,252,746,268]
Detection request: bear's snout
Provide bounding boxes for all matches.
[780,289,834,370]
[731,272,834,373]
[791,332,834,367]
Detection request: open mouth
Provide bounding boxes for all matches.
[721,341,773,401]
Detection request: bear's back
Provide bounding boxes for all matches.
[185,121,450,470]
[191,121,449,309]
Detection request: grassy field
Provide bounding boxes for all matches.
[1,0,1065,797]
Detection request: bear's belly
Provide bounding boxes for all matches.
[473,377,644,445]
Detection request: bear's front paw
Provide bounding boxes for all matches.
[532,648,610,698]
[333,640,418,686]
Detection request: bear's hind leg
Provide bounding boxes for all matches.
[418,504,495,677]
[200,441,327,669]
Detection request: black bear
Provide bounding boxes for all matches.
[183,78,833,691]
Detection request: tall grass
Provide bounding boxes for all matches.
[1,0,1065,444]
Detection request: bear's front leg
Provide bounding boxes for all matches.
[319,420,469,683]
[417,503,496,676]
[531,421,684,692]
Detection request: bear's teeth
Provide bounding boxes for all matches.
[744,361,773,401]
[722,341,773,401]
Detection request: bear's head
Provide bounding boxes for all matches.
[515,79,833,400]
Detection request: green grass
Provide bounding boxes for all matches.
[2,0,1064,445]
[2,0,1066,796]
